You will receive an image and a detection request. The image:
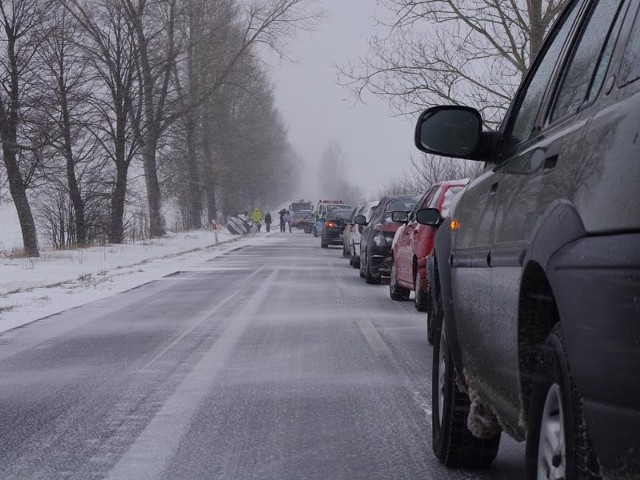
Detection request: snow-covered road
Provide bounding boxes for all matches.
[0,232,524,479]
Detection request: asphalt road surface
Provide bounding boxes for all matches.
[0,231,525,479]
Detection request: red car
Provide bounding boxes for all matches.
[389,179,468,311]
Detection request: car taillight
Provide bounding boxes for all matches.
[325,221,337,228]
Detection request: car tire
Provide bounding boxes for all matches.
[426,291,436,345]
[365,262,381,285]
[321,239,328,248]
[432,301,501,468]
[389,263,410,300]
[359,251,367,279]
[414,271,428,312]
[525,325,601,480]
[351,243,360,269]
[313,227,318,237]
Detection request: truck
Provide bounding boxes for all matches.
[288,200,313,213]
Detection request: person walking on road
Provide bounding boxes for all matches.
[283,210,292,233]
[264,212,272,232]
[278,209,287,232]
[251,208,263,232]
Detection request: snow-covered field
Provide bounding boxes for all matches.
[0,201,261,333]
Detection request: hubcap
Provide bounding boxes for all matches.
[537,383,566,480]
[438,321,446,426]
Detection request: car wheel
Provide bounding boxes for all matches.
[321,238,328,248]
[389,263,410,300]
[359,251,366,279]
[351,243,360,269]
[426,290,436,345]
[525,325,601,480]
[414,271,428,312]
[365,262,381,285]
[313,227,317,237]
[432,299,501,467]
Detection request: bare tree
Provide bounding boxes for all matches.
[316,140,362,202]
[33,2,104,247]
[121,0,181,238]
[170,0,320,227]
[62,0,141,244]
[339,0,568,124]
[0,0,44,257]
[399,154,482,192]
[206,64,300,219]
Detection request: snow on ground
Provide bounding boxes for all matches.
[0,201,269,334]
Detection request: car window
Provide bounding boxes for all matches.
[506,2,582,149]
[550,0,627,122]
[440,186,464,218]
[386,199,417,212]
[619,6,640,85]
[329,209,352,220]
[418,186,438,211]
[586,2,628,101]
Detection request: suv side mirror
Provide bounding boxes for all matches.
[354,215,367,226]
[391,211,409,223]
[415,208,442,226]
[415,106,483,159]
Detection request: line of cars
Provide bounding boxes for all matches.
[310,1,640,478]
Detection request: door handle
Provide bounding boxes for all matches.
[489,182,499,195]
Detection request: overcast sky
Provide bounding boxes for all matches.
[265,0,417,200]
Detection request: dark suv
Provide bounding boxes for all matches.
[415,1,640,479]
[320,208,353,248]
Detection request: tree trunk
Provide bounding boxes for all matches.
[2,149,39,256]
[109,162,128,244]
[185,115,203,229]
[528,0,545,60]
[60,85,86,246]
[0,31,39,257]
[141,132,165,238]
[201,108,217,223]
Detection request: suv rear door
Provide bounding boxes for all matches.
[456,0,631,426]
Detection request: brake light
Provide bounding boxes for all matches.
[450,219,460,231]
[325,221,337,228]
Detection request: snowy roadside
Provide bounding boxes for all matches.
[0,227,265,334]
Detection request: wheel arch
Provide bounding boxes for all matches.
[432,221,467,387]
[517,261,559,429]
[517,201,586,428]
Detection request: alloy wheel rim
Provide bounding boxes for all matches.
[537,383,566,480]
[438,321,446,426]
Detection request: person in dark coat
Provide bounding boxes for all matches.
[278,209,287,233]
[264,212,272,232]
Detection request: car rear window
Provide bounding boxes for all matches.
[329,209,352,220]
[386,199,417,212]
